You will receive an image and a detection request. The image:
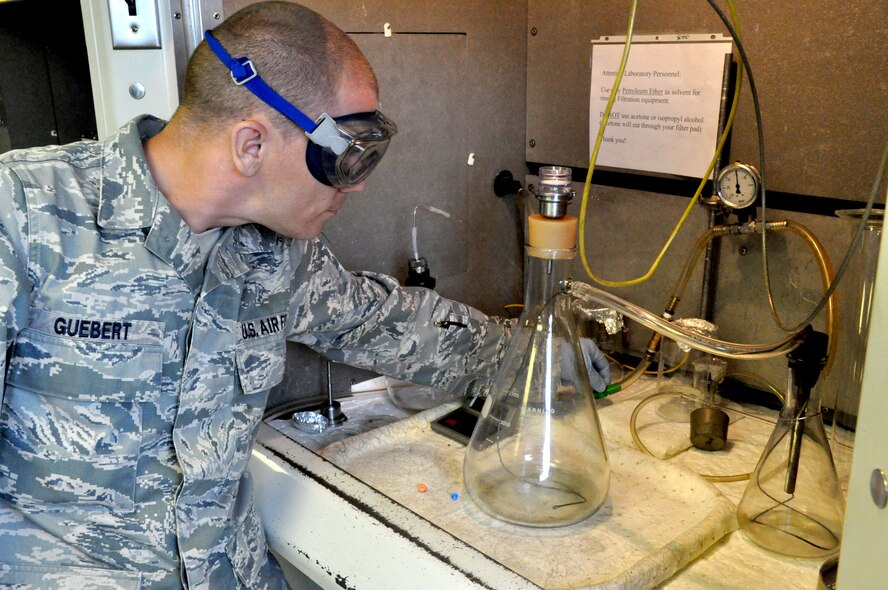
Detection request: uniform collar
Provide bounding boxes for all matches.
[97,116,282,292]
[201,225,288,294]
[97,115,167,230]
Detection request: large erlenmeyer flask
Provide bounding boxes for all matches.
[464,211,610,527]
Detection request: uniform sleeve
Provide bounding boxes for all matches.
[0,162,33,401]
[286,239,512,398]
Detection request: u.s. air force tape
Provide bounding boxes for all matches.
[238,313,288,342]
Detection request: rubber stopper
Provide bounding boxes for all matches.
[527,214,578,250]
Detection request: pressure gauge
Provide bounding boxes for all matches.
[716,162,761,210]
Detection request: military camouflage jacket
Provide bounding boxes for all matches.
[0,116,511,589]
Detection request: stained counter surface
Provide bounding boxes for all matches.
[250,379,827,589]
[597,380,827,589]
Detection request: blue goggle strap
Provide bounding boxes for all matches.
[203,30,349,155]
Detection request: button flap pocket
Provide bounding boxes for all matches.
[0,563,141,589]
[236,335,285,395]
[8,308,163,402]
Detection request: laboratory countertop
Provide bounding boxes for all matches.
[250,378,833,589]
[597,380,831,589]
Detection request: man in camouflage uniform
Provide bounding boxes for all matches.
[0,2,609,589]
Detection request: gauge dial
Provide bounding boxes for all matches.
[716,162,761,210]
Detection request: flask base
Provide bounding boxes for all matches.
[740,507,841,558]
[467,466,607,528]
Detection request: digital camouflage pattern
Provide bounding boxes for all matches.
[0,116,512,589]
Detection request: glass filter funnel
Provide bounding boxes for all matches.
[464,171,610,527]
[737,330,844,558]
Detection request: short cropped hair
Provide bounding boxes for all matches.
[175,1,377,138]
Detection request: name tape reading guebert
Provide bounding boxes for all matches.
[30,308,164,345]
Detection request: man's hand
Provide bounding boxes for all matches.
[579,338,611,393]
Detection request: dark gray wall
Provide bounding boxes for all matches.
[0,1,98,152]
[526,0,887,201]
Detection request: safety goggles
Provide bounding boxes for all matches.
[204,30,397,188]
[304,110,397,188]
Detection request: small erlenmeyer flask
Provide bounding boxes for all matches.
[464,204,610,528]
[737,330,844,558]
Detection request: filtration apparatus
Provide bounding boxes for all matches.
[463,166,611,527]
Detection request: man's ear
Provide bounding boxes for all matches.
[230,119,268,177]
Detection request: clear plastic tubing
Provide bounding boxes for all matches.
[566,280,801,360]
[667,221,836,369]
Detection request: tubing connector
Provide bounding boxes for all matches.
[711,219,789,237]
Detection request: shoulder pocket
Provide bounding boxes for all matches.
[0,314,163,513]
[236,335,286,395]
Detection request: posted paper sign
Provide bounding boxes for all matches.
[589,39,732,178]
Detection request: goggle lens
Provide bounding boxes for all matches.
[338,141,389,184]
[308,110,398,188]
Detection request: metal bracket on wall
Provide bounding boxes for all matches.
[181,0,224,52]
[166,0,224,96]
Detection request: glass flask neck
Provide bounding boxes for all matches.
[520,246,575,316]
[782,369,823,419]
